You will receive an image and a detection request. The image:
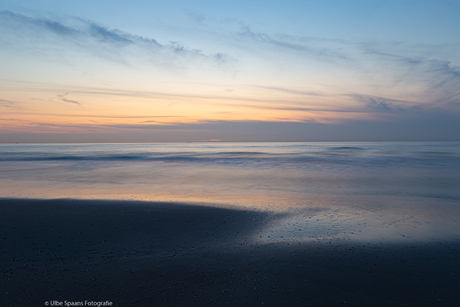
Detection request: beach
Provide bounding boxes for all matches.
[1,142,460,306]
[2,198,459,306]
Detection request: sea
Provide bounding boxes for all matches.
[1,141,459,242]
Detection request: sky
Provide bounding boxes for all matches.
[1,0,460,142]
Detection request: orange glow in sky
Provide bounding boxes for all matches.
[1,2,459,142]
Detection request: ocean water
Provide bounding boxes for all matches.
[1,142,459,242]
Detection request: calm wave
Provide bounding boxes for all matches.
[1,142,459,163]
[1,141,460,242]
[1,142,459,204]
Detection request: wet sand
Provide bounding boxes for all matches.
[1,198,459,306]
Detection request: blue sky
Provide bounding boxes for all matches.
[1,0,459,142]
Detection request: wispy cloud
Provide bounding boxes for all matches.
[357,42,460,106]
[56,93,80,105]
[0,99,20,108]
[186,10,206,24]
[87,22,133,44]
[348,94,421,113]
[0,10,77,37]
[0,10,234,68]
[255,86,322,97]
[233,23,460,107]
[237,25,351,62]
[61,98,80,105]
[2,80,321,105]
[2,110,187,120]
[424,59,460,105]
[363,46,424,66]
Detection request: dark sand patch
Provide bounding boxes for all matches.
[1,198,459,306]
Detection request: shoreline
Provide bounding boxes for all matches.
[2,198,459,306]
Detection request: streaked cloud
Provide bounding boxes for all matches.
[238,25,351,62]
[57,93,80,105]
[2,110,459,142]
[0,99,19,108]
[0,10,234,67]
